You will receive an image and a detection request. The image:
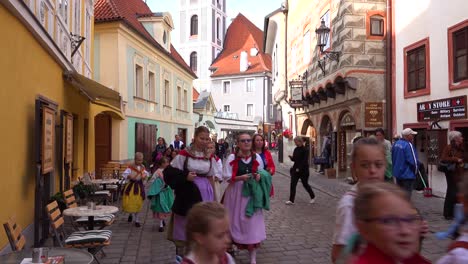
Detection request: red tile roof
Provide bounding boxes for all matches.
[192,88,200,101]
[210,13,271,77]
[94,0,196,78]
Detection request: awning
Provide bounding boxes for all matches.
[63,71,123,115]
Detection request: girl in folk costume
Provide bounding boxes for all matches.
[181,202,235,264]
[207,141,223,202]
[164,126,217,257]
[147,157,174,232]
[223,132,266,264]
[122,152,149,227]
[252,134,276,196]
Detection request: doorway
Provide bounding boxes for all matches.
[178,128,187,147]
[95,113,112,178]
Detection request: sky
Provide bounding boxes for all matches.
[146,0,284,48]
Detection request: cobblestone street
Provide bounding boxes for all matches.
[101,153,452,263]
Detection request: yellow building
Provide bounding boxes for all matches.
[94,0,196,166]
[0,0,123,250]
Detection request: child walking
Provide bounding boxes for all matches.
[122,152,149,227]
[148,157,174,232]
[182,202,235,264]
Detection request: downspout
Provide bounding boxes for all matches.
[283,1,289,106]
[386,0,394,136]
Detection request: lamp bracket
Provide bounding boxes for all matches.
[70,33,86,57]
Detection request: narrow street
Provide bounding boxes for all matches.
[100,152,452,264]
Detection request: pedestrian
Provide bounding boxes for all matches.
[147,157,174,232]
[253,134,276,196]
[436,177,468,264]
[207,141,223,202]
[350,182,430,263]
[163,146,174,162]
[375,128,393,183]
[285,136,315,205]
[171,134,185,150]
[392,128,419,198]
[151,137,167,173]
[319,135,332,174]
[441,130,465,220]
[122,152,149,227]
[181,202,235,264]
[222,132,266,264]
[164,126,217,258]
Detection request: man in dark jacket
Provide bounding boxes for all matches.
[392,128,419,197]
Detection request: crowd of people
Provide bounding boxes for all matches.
[117,126,466,264]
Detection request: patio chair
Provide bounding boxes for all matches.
[63,189,115,230]
[46,201,111,264]
[3,215,26,251]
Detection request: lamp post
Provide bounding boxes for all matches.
[315,19,340,76]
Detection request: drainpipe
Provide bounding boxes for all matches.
[386,0,394,136]
[279,0,289,163]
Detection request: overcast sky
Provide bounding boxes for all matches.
[146,0,284,48]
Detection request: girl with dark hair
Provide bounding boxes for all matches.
[163,126,217,258]
[253,134,275,196]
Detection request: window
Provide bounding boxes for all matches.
[303,31,310,64]
[164,80,170,106]
[448,21,468,90]
[163,31,167,44]
[404,38,430,98]
[135,65,143,98]
[183,90,188,111]
[190,15,198,36]
[74,0,80,34]
[223,105,230,112]
[321,10,331,50]
[246,79,254,92]
[177,86,182,109]
[223,81,230,94]
[190,52,197,73]
[370,16,384,36]
[216,18,221,40]
[148,71,156,101]
[85,10,91,63]
[246,104,254,117]
[269,104,274,119]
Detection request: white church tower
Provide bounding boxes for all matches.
[178,0,227,92]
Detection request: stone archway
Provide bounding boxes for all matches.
[338,110,360,179]
[300,119,318,163]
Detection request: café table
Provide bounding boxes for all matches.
[0,247,93,264]
[63,205,118,230]
[91,178,119,190]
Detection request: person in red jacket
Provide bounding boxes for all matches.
[252,134,275,196]
[350,182,430,264]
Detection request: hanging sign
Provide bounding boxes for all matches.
[365,102,384,127]
[65,114,73,163]
[42,106,55,174]
[417,95,467,122]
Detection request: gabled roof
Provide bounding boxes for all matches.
[192,88,200,101]
[94,0,197,79]
[193,91,215,110]
[210,13,271,77]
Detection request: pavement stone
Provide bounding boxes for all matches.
[86,151,454,263]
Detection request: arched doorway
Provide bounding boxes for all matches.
[95,113,112,178]
[301,119,317,165]
[318,115,333,171]
[338,111,360,179]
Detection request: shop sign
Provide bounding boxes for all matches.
[340,113,356,127]
[42,106,55,174]
[338,131,347,171]
[65,114,73,163]
[417,95,467,122]
[364,102,383,127]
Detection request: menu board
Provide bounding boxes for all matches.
[65,114,73,163]
[42,106,55,174]
[426,129,447,165]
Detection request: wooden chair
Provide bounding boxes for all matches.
[3,216,26,252]
[46,201,112,264]
[63,189,115,230]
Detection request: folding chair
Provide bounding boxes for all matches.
[46,201,112,264]
[3,215,26,252]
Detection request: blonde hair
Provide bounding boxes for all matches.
[354,182,410,221]
[135,152,144,159]
[351,137,385,163]
[185,202,227,244]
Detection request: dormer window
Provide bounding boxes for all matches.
[190,52,198,73]
[191,15,198,36]
[163,31,167,44]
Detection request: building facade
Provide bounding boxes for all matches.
[210,14,274,140]
[178,0,227,92]
[192,90,218,135]
[94,0,196,166]
[288,0,388,178]
[393,0,468,195]
[0,0,123,250]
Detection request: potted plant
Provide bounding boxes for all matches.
[49,192,67,212]
[72,181,97,203]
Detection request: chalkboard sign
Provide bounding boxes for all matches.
[426,129,447,164]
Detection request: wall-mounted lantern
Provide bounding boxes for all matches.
[315,19,340,76]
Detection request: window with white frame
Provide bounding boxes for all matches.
[223,105,230,112]
[149,71,156,101]
[177,86,182,109]
[74,0,81,35]
[164,80,170,106]
[321,10,331,50]
[85,10,91,63]
[183,89,188,111]
[223,81,230,94]
[246,79,254,92]
[246,104,253,117]
[303,30,310,64]
[135,65,143,98]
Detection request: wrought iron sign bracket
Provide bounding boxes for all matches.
[70,33,86,57]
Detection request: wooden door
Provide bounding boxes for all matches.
[95,113,111,178]
[135,123,157,166]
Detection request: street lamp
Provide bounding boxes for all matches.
[315,19,340,76]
